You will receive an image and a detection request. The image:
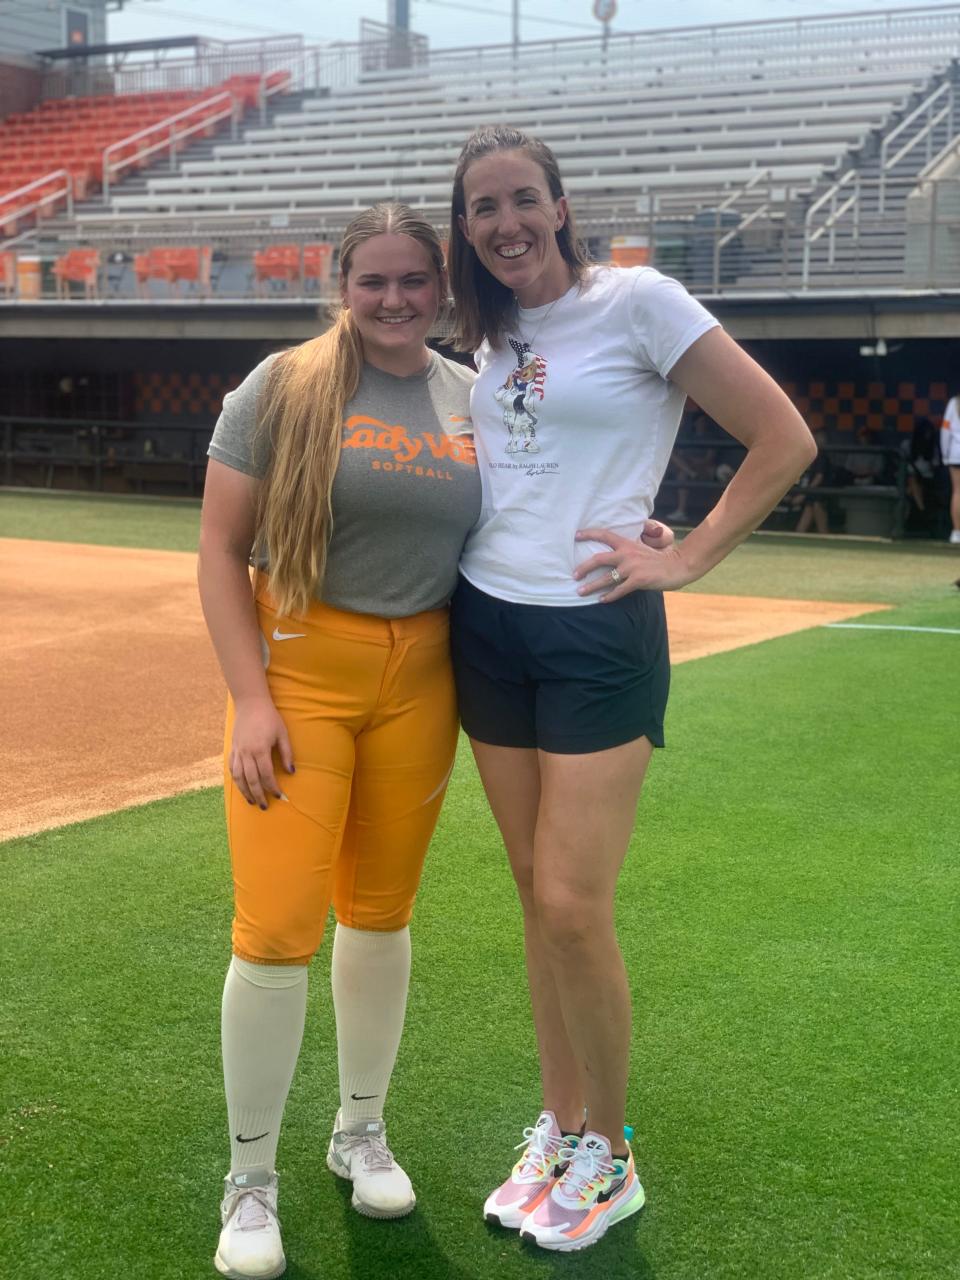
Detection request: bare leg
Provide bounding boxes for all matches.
[950,467,960,534]
[533,738,653,1149]
[469,741,584,1133]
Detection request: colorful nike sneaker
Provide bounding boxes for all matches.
[483,1111,578,1229]
[519,1130,645,1251]
[214,1169,285,1279]
[326,1111,416,1219]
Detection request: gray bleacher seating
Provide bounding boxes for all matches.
[91,71,931,224]
[56,6,960,293]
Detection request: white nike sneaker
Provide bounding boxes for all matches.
[326,1112,416,1219]
[214,1170,285,1279]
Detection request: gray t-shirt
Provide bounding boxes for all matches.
[208,349,480,617]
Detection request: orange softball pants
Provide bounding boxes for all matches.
[225,589,459,965]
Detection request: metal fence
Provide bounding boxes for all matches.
[1,416,209,496]
[37,5,960,101]
[0,418,915,538]
[40,37,306,102]
[3,172,958,301]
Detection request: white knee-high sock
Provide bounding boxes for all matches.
[331,924,411,1126]
[222,956,308,1177]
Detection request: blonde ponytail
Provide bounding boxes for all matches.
[254,307,363,618]
[250,202,446,617]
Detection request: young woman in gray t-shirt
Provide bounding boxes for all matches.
[199,203,480,1278]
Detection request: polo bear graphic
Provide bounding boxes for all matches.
[496,340,547,454]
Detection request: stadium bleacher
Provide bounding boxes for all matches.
[83,67,945,224]
[1,9,959,296]
[0,72,289,240]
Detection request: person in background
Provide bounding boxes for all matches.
[790,427,833,534]
[901,417,941,531]
[941,390,960,544]
[842,424,888,486]
[662,411,721,524]
[446,123,816,1253]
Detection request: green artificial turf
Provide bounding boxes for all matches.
[3,492,957,1277]
[3,488,958,607]
[0,490,201,552]
[3,595,957,1279]
[685,532,960,606]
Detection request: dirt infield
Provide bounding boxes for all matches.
[1,538,886,842]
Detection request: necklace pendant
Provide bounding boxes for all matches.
[508,336,531,368]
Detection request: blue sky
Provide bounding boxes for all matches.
[108,0,949,51]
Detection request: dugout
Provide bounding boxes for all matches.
[0,292,956,538]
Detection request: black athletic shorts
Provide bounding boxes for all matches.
[450,575,670,754]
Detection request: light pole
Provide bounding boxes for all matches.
[593,0,616,56]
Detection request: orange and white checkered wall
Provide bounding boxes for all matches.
[133,370,242,420]
[782,380,950,433]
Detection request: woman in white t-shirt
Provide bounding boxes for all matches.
[941,392,960,543]
[446,124,817,1253]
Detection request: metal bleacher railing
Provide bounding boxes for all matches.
[39,36,307,102]
[297,6,960,93]
[38,11,960,100]
[2,5,959,298]
[100,92,239,203]
[3,169,956,302]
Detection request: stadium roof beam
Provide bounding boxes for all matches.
[35,36,217,65]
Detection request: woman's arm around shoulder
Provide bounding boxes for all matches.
[198,459,294,809]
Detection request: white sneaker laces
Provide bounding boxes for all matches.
[224,1187,275,1233]
[556,1141,616,1202]
[515,1116,559,1178]
[338,1131,397,1174]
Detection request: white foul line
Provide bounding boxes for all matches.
[824,623,960,635]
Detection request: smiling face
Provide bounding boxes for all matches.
[340,232,444,376]
[458,149,572,308]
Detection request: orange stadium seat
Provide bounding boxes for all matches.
[52,248,100,299]
[0,87,242,228]
[223,72,290,110]
[253,243,300,289]
[135,245,213,297]
[0,250,16,295]
[253,242,332,293]
[0,204,21,237]
[303,242,334,285]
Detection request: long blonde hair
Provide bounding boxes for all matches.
[253,203,446,617]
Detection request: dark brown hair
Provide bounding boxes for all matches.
[449,125,590,351]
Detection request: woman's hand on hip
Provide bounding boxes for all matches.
[229,695,295,809]
[573,526,695,599]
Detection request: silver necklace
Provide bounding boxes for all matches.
[509,295,561,367]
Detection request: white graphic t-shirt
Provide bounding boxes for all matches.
[459,265,720,605]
